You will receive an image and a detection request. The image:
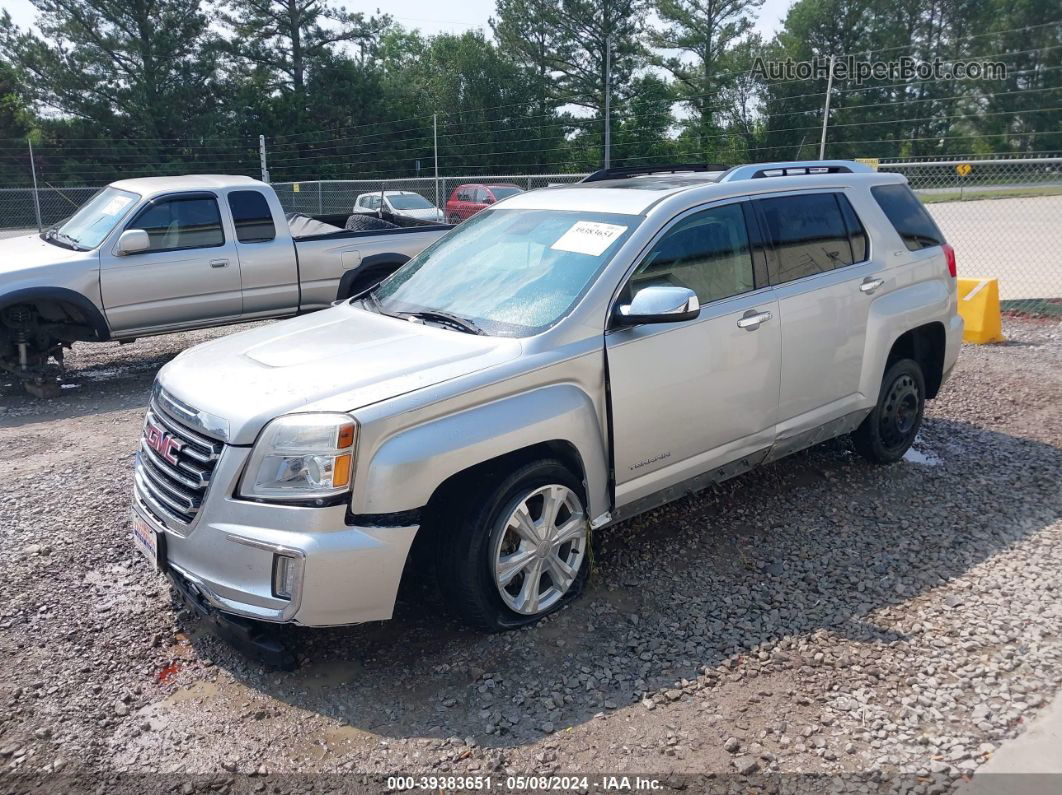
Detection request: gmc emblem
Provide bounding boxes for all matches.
[144,421,184,465]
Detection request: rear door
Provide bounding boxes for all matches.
[227,189,299,318]
[754,190,881,439]
[606,199,781,508]
[100,192,242,334]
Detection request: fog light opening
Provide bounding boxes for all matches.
[271,553,299,600]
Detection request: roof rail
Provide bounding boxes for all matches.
[580,163,730,183]
[718,160,875,182]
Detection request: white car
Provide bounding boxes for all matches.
[352,191,444,222]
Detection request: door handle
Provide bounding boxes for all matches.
[736,309,772,330]
[210,258,229,268]
[860,277,884,294]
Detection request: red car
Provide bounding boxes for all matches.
[445,183,524,223]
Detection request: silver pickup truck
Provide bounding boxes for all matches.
[132,161,963,660]
[0,175,447,394]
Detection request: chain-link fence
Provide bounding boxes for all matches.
[271,173,587,220]
[1,158,1058,315]
[882,158,1061,315]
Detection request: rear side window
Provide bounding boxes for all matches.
[871,184,944,251]
[757,193,853,284]
[228,191,276,243]
[128,196,224,252]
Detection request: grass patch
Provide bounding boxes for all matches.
[919,186,1062,204]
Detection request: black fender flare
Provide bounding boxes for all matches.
[336,253,411,300]
[0,286,111,341]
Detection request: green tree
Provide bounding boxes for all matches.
[0,0,221,141]
[548,0,647,121]
[649,0,764,158]
[612,74,678,165]
[218,0,387,111]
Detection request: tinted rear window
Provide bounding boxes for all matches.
[871,184,943,251]
[228,190,276,243]
[757,193,854,284]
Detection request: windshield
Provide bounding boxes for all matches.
[489,186,523,199]
[50,187,140,249]
[373,208,639,336]
[389,194,434,210]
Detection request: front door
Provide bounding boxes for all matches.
[606,200,781,509]
[100,192,242,335]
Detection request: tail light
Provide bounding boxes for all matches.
[942,243,957,278]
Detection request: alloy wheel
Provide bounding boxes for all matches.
[490,484,586,616]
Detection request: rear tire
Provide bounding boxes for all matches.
[852,358,926,464]
[447,214,460,225]
[436,459,589,632]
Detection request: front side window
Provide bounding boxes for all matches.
[474,187,490,203]
[628,203,755,304]
[50,187,140,250]
[127,196,224,252]
[871,183,944,251]
[374,208,639,336]
[757,193,854,284]
[228,190,275,243]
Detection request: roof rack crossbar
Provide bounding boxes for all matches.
[580,163,730,183]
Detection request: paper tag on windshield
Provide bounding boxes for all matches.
[551,221,627,257]
[101,196,133,215]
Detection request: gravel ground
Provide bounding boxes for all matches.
[0,316,1060,792]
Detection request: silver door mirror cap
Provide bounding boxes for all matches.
[116,228,150,256]
[615,285,700,326]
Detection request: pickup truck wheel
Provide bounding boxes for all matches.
[439,459,589,632]
[852,358,925,464]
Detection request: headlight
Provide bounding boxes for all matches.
[239,413,357,503]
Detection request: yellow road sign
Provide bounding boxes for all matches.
[956,163,972,177]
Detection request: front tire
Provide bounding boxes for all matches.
[852,357,926,464]
[437,459,589,632]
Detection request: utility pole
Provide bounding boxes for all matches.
[27,138,43,233]
[259,134,270,183]
[433,113,440,210]
[818,55,836,160]
[603,38,612,170]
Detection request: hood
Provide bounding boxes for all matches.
[158,303,522,445]
[0,233,90,274]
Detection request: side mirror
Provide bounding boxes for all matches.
[614,285,700,326]
[116,228,150,256]
[484,196,495,205]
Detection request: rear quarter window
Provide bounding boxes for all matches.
[871,183,944,251]
[228,190,276,243]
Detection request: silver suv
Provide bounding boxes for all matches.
[131,161,963,644]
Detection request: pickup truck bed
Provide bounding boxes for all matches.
[0,174,451,393]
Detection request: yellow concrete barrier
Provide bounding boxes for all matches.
[957,277,1005,344]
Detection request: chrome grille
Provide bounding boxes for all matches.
[134,395,224,529]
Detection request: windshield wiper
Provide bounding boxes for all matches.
[401,310,485,335]
[43,228,83,250]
